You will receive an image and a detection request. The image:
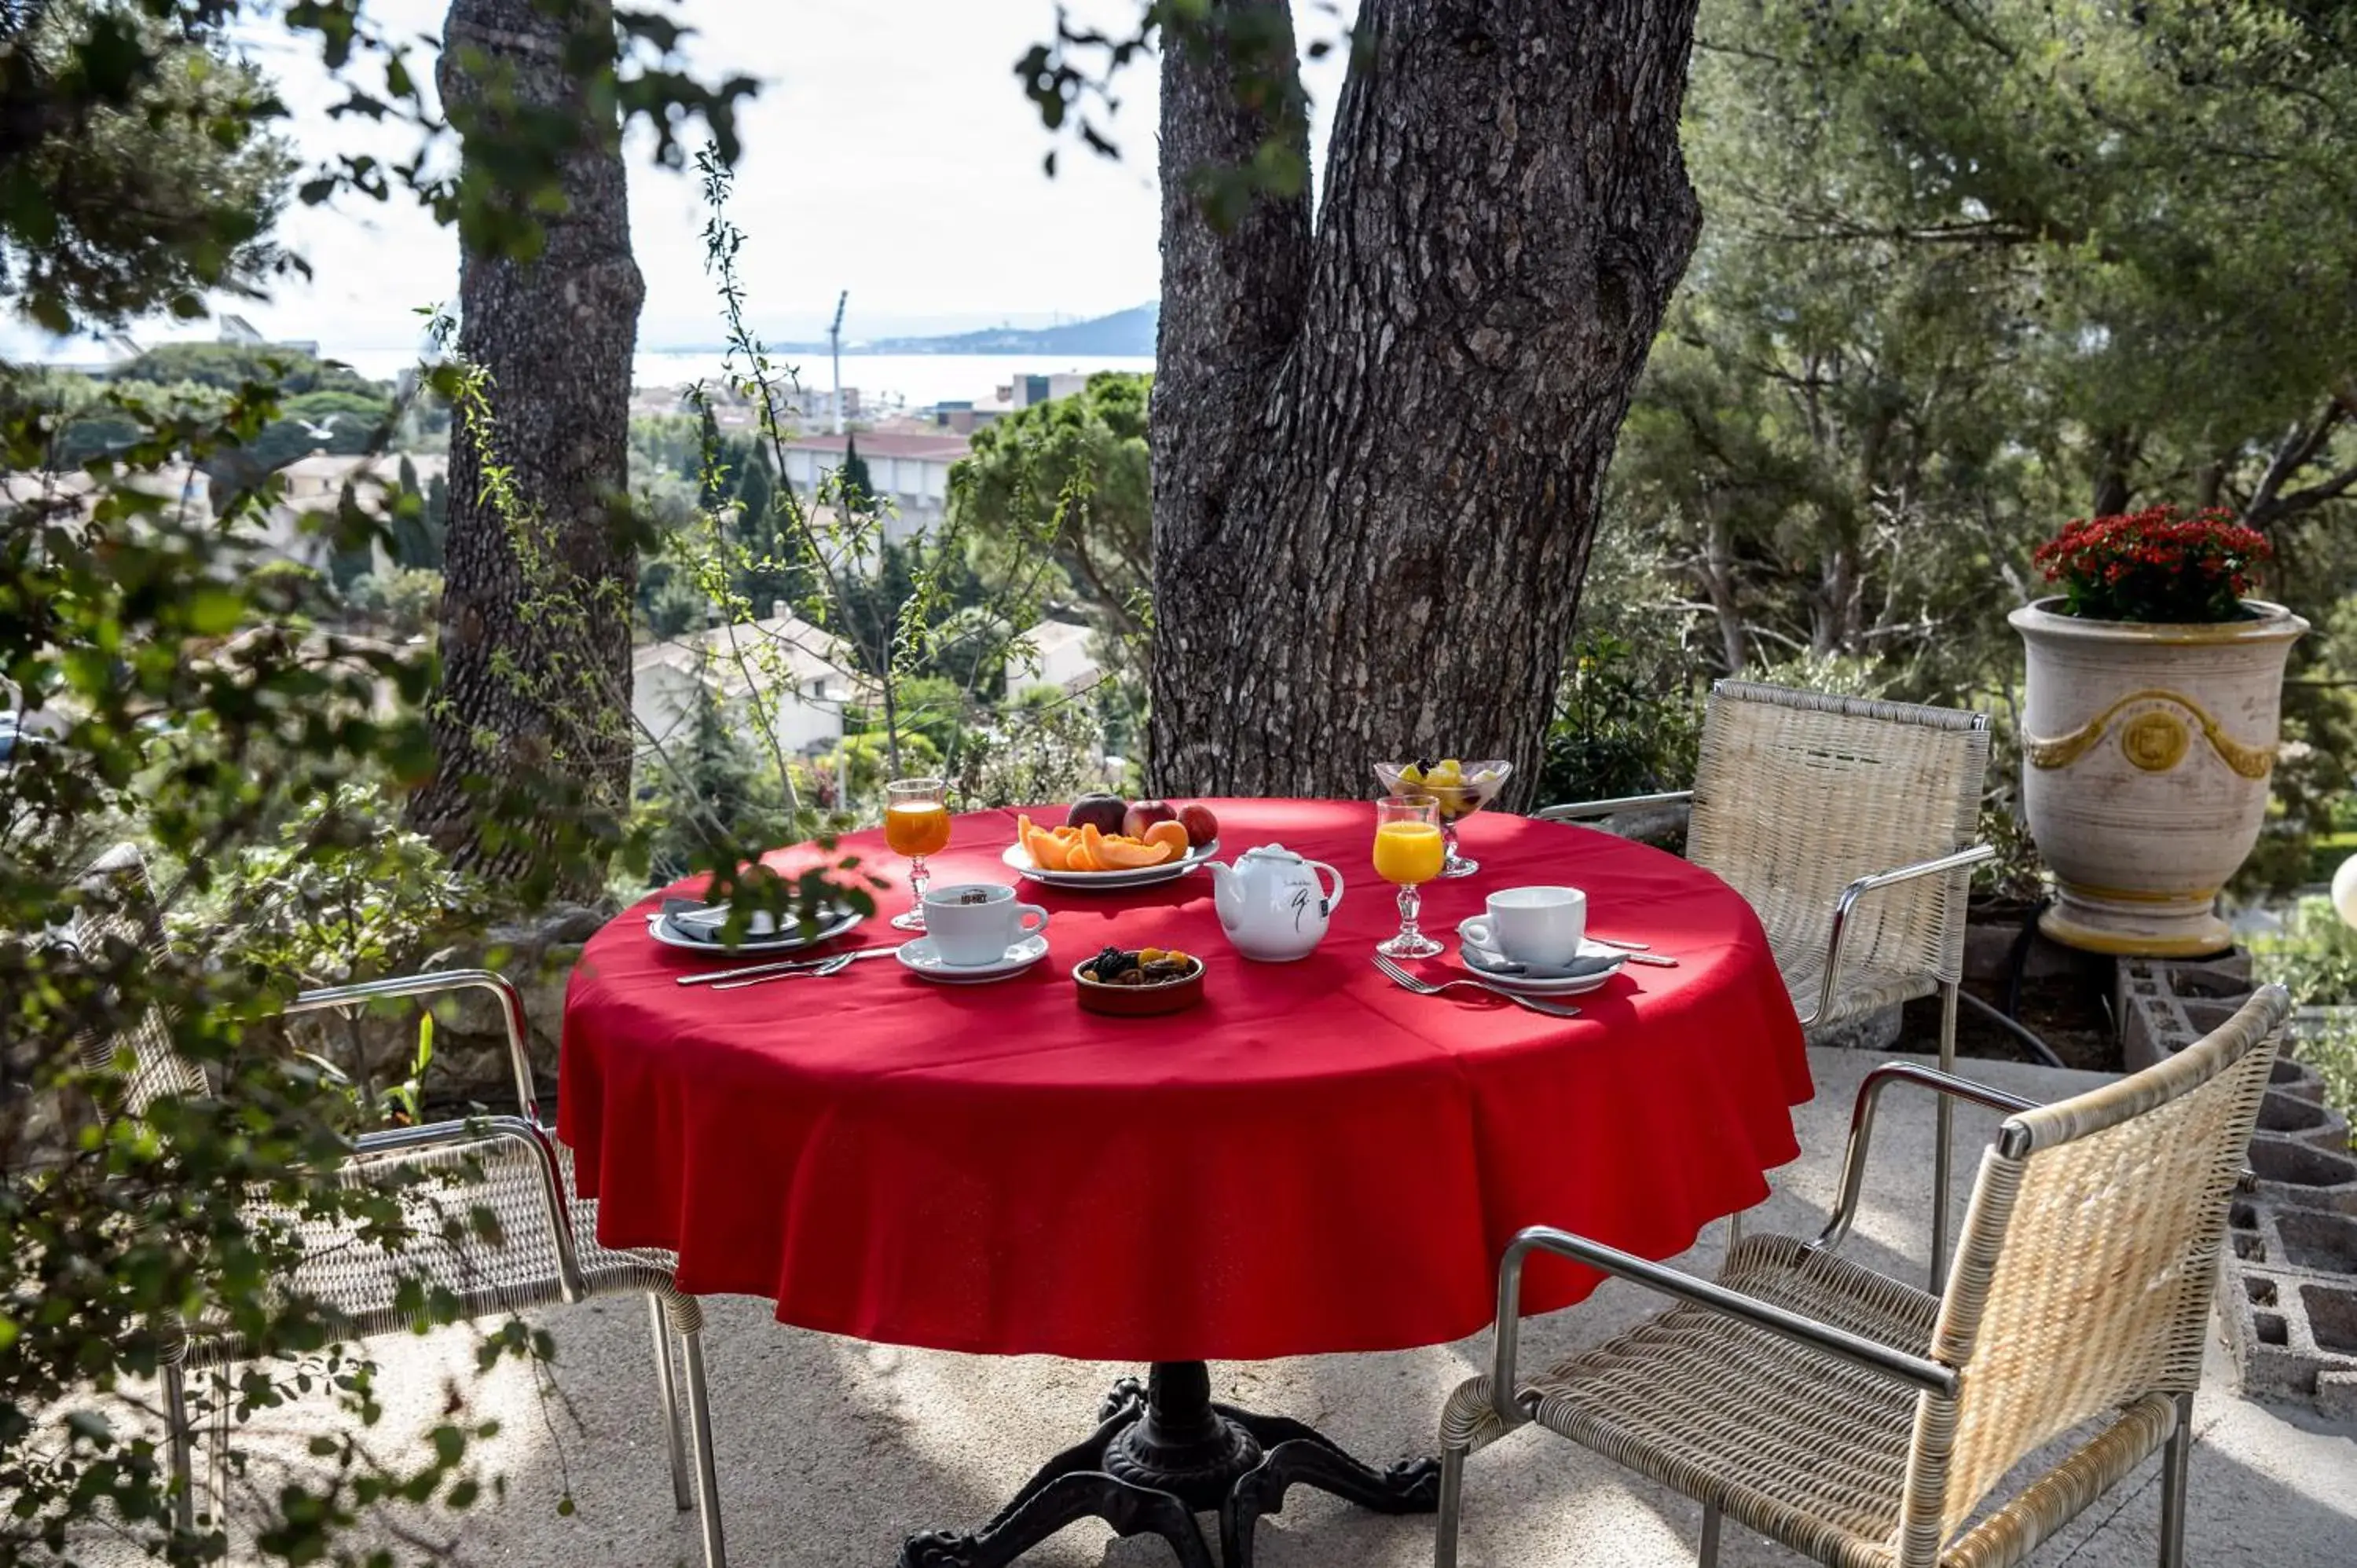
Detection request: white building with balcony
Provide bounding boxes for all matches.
[778,431,970,541]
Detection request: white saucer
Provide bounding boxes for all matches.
[894,932,1053,984]
[1453,930,1627,996]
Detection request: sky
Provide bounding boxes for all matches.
[11,0,1356,359]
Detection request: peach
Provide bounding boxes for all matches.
[1178,803,1219,848]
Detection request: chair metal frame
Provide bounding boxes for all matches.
[69,854,724,1567]
[1537,681,1994,1284]
[1437,986,2289,1568]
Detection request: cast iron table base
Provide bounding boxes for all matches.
[897,1361,1442,1568]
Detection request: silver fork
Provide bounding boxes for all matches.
[709,952,858,991]
[1371,954,1582,1018]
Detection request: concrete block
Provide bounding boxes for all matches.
[2268,1053,2330,1107]
[2256,1089,2354,1154]
[2220,1254,2357,1412]
[2249,1140,2357,1217]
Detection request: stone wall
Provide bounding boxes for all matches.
[2121,955,2357,1420]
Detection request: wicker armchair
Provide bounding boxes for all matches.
[1435,983,2288,1568]
[67,846,726,1568]
[1538,680,1993,1280]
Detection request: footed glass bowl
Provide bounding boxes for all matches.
[1373,759,1511,877]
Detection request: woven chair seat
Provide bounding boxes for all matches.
[1442,1234,1941,1563]
[179,1135,678,1368]
[1772,940,1935,1029]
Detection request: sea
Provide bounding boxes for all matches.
[326,346,1155,412]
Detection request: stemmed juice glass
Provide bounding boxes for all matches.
[1371,793,1446,958]
[884,777,952,932]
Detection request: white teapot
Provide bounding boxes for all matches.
[1205,843,1345,962]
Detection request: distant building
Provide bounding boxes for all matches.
[255,451,445,574]
[777,431,970,539]
[1005,619,1103,697]
[1006,372,1094,410]
[3,464,209,529]
[218,314,321,357]
[931,396,1014,435]
[274,451,447,506]
[631,606,875,762]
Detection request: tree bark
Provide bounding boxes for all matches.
[2089,428,2139,517]
[1149,0,1703,803]
[411,0,645,897]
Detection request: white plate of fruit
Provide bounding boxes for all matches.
[1004,796,1222,889]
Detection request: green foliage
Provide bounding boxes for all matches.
[1015,0,1330,214]
[0,6,781,1559]
[0,2,295,332]
[952,371,1151,660]
[838,434,873,509]
[1616,0,2357,682]
[635,676,794,885]
[675,149,1069,802]
[115,343,381,398]
[1539,524,1710,806]
[2251,878,2357,1133]
[343,566,445,639]
[1589,0,2357,877]
[955,694,1115,808]
[186,780,478,1110]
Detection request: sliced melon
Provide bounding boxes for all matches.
[1026,826,1072,870]
[1095,834,1172,870]
[1142,821,1189,861]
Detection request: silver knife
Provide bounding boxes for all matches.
[676,945,900,987]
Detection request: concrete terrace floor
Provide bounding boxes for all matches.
[107,1047,2357,1566]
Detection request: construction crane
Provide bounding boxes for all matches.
[828,290,849,434]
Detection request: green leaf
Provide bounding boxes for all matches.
[186,588,246,636]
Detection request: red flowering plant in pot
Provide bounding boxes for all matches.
[2031,504,2271,623]
[2011,505,2305,958]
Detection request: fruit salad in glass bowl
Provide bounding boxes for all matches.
[1372,758,1511,877]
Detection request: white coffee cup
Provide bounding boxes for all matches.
[923,882,1050,967]
[1458,885,1587,967]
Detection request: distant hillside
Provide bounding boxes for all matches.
[766,303,1157,357]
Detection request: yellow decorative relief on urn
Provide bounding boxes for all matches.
[2025,687,2274,780]
[2120,710,2191,772]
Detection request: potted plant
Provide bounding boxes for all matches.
[2010,505,2306,956]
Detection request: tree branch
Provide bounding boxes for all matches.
[2245,400,2353,528]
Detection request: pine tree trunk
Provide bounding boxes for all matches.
[411,0,645,896]
[1149,0,1703,804]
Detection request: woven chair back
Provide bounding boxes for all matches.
[69,844,210,1114]
[1686,682,1989,988]
[1894,984,2289,1562]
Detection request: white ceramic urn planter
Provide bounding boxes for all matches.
[2010,597,2307,957]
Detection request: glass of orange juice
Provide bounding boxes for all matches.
[884,777,953,931]
[1372,793,1446,958]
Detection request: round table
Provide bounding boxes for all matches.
[560,799,1811,1567]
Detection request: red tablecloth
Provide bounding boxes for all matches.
[558,799,1810,1361]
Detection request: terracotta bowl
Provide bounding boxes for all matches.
[1072,953,1207,1017]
